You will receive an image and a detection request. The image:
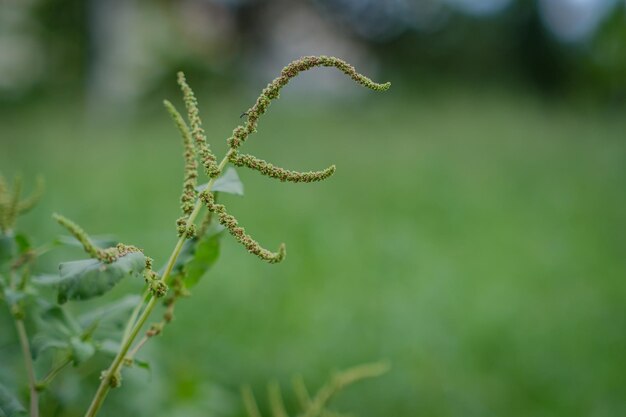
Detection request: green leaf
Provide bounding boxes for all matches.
[31,304,84,359]
[31,334,68,359]
[31,274,63,286]
[78,294,141,328]
[0,382,26,417]
[69,337,96,365]
[97,339,120,356]
[13,234,30,254]
[3,288,26,306]
[198,167,244,196]
[57,252,145,304]
[184,231,222,288]
[133,358,151,372]
[38,305,82,337]
[0,234,15,265]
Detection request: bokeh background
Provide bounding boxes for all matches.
[1,0,626,416]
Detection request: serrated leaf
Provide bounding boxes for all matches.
[197,167,244,196]
[69,337,96,365]
[0,382,26,417]
[57,252,145,304]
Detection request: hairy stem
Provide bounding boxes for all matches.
[15,319,39,417]
[84,149,234,417]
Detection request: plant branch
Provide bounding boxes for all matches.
[37,356,72,390]
[83,150,234,417]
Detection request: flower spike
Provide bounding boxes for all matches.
[177,72,220,178]
[230,151,336,183]
[53,213,142,263]
[163,100,198,216]
[17,176,44,215]
[227,55,390,149]
[0,175,45,233]
[53,213,101,259]
[200,191,286,264]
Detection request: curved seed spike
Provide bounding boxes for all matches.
[164,100,198,219]
[228,55,391,149]
[53,213,143,264]
[200,191,286,264]
[176,72,220,178]
[53,213,101,259]
[230,152,336,183]
[17,176,44,215]
[301,361,390,417]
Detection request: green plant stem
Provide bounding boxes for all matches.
[15,318,39,417]
[83,149,234,417]
[120,288,149,344]
[126,334,149,359]
[37,356,72,390]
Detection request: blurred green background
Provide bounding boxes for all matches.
[1,1,626,416]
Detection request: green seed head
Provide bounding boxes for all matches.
[177,72,220,178]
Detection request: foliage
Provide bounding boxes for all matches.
[0,56,390,417]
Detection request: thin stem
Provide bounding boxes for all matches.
[126,335,149,360]
[84,149,234,417]
[15,319,39,417]
[120,288,149,344]
[37,356,72,390]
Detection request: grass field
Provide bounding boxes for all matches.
[1,84,625,417]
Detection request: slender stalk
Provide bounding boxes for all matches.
[126,334,149,360]
[120,288,149,344]
[15,319,39,417]
[37,357,72,390]
[83,150,234,417]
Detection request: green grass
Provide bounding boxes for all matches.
[1,86,625,417]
